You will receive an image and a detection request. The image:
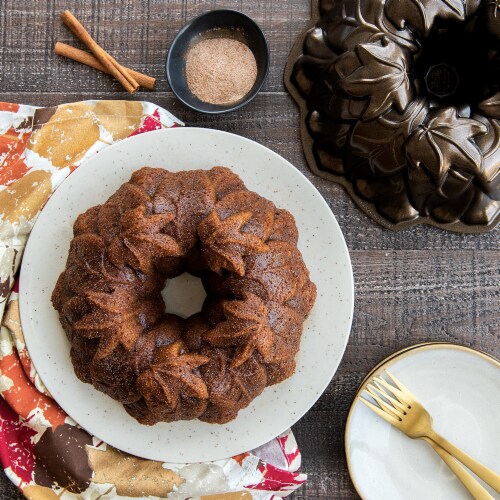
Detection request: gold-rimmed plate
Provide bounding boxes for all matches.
[345,343,500,499]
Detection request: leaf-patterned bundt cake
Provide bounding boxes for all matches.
[287,0,500,231]
[52,167,316,425]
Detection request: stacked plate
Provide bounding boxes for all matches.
[346,343,500,499]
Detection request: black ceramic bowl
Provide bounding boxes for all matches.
[166,10,269,114]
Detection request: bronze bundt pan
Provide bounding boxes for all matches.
[285,0,499,232]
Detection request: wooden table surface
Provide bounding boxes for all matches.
[0,0,498,498]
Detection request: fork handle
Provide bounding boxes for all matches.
[428,430,500,494]
[423,438,494,500]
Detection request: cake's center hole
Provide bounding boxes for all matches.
[162,273,207,319]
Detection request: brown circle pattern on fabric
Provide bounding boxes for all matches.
[52,166,316,425]
[33,424,93,493]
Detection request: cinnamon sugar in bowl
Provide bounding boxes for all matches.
[166,10,269,114]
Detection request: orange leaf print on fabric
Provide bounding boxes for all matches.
[0,158,30,187]
[0,103,20,112]
[93,100,143,141]
[0,352,65,427]
[0,124,32,187]
[0,170,52,224]
[232,452,250,465]
[0,121,32,186]
[87,446,184,497]
[27,103,99,168]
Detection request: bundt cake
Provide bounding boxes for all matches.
[52,166,316,425]
[286,0,499,232]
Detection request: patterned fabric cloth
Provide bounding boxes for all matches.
[0,100,306,499]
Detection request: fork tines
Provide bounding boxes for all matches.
[359,371,414,423]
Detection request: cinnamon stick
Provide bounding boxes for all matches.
[60,10,139,93]
[55,42,156,90]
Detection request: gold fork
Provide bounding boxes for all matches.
[359,370,500,498]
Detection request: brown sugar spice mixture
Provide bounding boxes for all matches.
[185,37,257,105]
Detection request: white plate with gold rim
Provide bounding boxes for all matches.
[345,343,500,499]
[20,127,354,463]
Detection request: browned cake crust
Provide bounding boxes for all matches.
[52,166,316,425]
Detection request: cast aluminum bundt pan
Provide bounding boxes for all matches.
[285,0,500,232]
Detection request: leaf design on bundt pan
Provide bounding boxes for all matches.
[384,0,465,36]
[204,293,273,368]
[287,0,499,230]
[340,38,414,121]
[321,0,417,54]
[137,341,209,412]
[485,0,500,38]
[479,92,500,120]
[323,3,382,53]
[198,211,268,276]
[405,108,488,188]
[109,205,182,273]
[74,288,162,358]
[350,97,428,175]
[474,117,500,190]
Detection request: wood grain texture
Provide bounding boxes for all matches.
[1,91,499,253]
[0,0,499,498]
[0,0,310,93]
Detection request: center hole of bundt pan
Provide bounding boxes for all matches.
[425,63,458,98]
[161,273,207,319]
[414,19,491,106]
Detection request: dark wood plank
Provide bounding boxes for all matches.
[0,476,21,500]
[0,0,311,93]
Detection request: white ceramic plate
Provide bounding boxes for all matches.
[346,343,500,499]
[20,127,354,463]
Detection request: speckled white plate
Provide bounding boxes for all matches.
[20,127,354,463]
[346,344,500,499]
